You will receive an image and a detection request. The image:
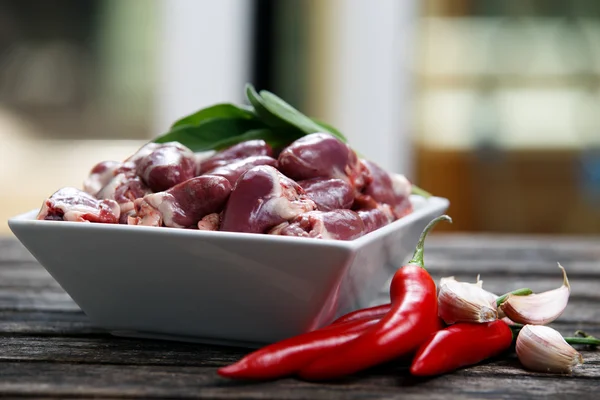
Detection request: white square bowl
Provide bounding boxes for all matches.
[8,195,448,347]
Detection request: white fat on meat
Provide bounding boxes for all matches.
[96,174,122,201]
[262,166,316,220]
[128,192,190,228]
[37,187,120,223]
[128,197,163,227]
[390,173,411,198]
[197,213,220,230]
[268,219,333,240]
[142,192,180,227]
[96,173,149,215]
[97,175,135,214]
[377,203,395,222]
[83,161,120,196]
[61,201,119,223]
[125,143,160,165]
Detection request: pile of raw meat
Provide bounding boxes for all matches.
[37,133,413,240]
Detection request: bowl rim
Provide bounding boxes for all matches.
[8,195,449,250]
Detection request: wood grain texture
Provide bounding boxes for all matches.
[0,325,597,367]
[0,236,598,399]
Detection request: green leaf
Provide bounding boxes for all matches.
[212,128,304,151]
[311,119,347,142]
[259,89,348,142]
[245,84,348,143]
[171,103,255,129]
[258,90,324,133]
[155,117,266,152]
[245,84,290,128]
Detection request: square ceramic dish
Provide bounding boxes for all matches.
[8,195,448,347]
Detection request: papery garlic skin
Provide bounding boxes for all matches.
[500,263,570,325]
[516,325,583,374]
[438,277,498,324]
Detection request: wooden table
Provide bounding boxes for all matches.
[1,235,599,399]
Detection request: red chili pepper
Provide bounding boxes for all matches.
[298,215,450,381]
[329,303,391,326]
[217,317,380,380]
[410,320,512,376]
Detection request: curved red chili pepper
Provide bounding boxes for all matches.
[217,317,379,380]
[410,320,513,376]
[329,303,391,326]
[298,215,450,381]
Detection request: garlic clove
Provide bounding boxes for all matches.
[516,325,583,374]
[438,276,457,290]
[438,275,497,300]
[476,275,499,306]
[438,276,498,324]
[499,263,570,325]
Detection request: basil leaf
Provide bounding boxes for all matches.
[212,128,303,151]
[245,84,348,143]
[259,90,348,143]
[258,90,323,132]
[171,103,256,129]
[245,84,290,128]
[155,117,265,152]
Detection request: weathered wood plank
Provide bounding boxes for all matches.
[0,325,597,367]
[452,352,600,379]
[0,264,61,289]
[0,237,599,399]
[0,310,98,335]
[0,239,37,264]
[426,234,600,253]
[425,259,600,277]
[0,288,78,311]
[0,360,598,400]
[0,335,245,366]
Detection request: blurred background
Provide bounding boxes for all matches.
[1,0,599,234]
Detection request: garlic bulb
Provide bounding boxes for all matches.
[516,325,583,374]
[499,263,570,325]
[438,276,498,324]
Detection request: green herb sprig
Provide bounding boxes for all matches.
[154,84,344,152]
[153,84,431,197]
